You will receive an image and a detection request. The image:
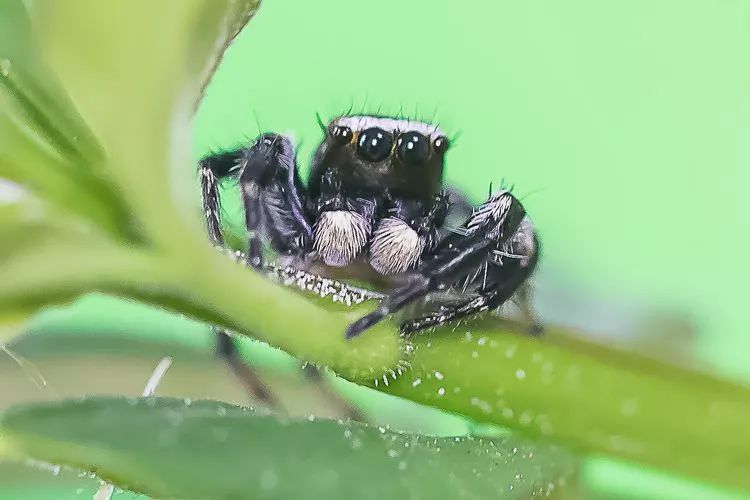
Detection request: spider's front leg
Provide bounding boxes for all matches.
[345,190,537,338]
[199,133,314,261]
[199,134,313,407]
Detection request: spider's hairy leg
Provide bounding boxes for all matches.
[401,233,540,334]
[198,135,314,410]
[198,149,245,245]
[214,326,279,407]
[345,190,529,338]
[238,133,314,267]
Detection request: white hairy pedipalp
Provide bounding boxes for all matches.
[313,210,371,267]
[369,217,425,275]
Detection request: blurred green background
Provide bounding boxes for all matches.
[195,0,750,381]
[2,0,749,498]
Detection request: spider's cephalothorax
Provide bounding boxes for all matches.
[200,115,540,338]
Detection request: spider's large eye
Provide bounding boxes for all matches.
[396,132,430,165]
[357,127,392,162]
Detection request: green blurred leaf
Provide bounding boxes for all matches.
[0,1,135,240]
[0,0,102,165]
[0,397,578,499]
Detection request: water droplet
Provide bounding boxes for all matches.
[212,427,228,442]
[470,397,492,413]
[216,406,227,417]
[307,414,316,422]
[434,371,444,380]
[387,449,400,458]
[471,351,479,358]
[519,411,532,425]
[515,369,526,380]
[437,387,446,396]
[477,336,487,346]
[259,469,279,491]
[621,398,638,417]
[343,429,352,438]
[183,397,192,406]
[378,426,386,434]
[412,378,422,387]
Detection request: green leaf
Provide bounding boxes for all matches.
[0,397,578,499]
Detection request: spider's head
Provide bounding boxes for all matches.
[309,115,450,201]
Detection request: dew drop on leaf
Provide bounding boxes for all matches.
[259,469,279,491]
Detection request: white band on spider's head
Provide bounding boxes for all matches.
[333,115,445,138]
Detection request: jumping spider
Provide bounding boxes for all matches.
[199,115,540,342]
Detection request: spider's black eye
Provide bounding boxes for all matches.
[433,136,449,155]
[396,132,430,165]
[357,127,393,162]
[330,125,352,145]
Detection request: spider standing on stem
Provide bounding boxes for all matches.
[199,115,542,391]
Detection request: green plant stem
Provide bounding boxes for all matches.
[379,319,750,491]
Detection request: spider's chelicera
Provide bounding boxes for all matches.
[199,115,540,339]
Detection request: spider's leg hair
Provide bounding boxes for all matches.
[345,190,528,338]
[199,149,246,245]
